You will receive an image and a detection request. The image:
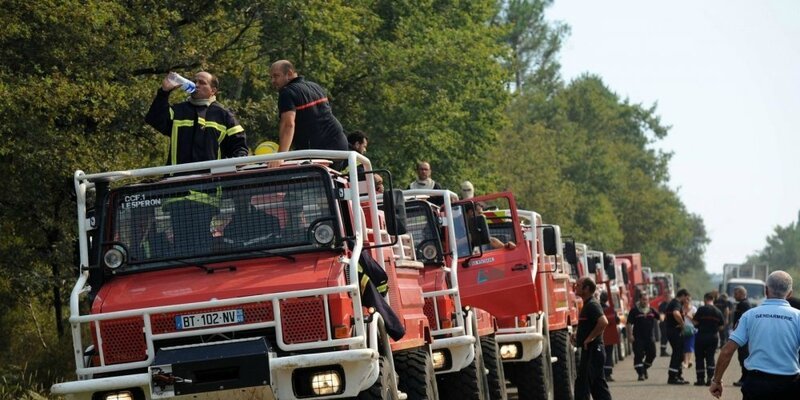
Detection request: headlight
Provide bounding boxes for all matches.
[432,350,447,369]
[311,370,342,395]
[103,391,134,400]
[103,245,127,269]
[500,343,520,359]
[420,242,438,262]
[312,222,335,246]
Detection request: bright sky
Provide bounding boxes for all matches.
[547,1,800,274]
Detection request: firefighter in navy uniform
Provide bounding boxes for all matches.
[572,277,612,400]
[626,292,658,381]
[268,60,348,169]
[145,71,248,165]
[693,292,724,386]
[666,289,691,384]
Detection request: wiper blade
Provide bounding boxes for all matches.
[168,258,235,274]
[248,248,296,262]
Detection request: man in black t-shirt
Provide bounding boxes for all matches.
[693,292,724,386]
[269,60,348,168]
[666,288,691,384]
[732,286,753,386]
[627,292,659,381]
[572,277,611,400]
[713,293,732,347]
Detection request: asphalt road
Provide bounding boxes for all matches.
[602,348,743,400]
[506,347,744,400]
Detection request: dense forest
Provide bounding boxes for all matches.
[0,0,710,396]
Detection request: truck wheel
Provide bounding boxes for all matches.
[358,356,395,400]
[505,335,554,400]
[549,330,575,400]
[435,343,488,400]
[481,335,508,400]
[394,347,438,400]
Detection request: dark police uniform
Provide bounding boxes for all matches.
[733,298,753,384]
[693,304,724,384]
[713,296,732,346]
[278,77,348,151]
[574,297,611,400]
[658,300,670,356]
[664,298,687,383]
[627,304,658,380]
[729,298,800,399]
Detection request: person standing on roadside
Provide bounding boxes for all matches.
[626,292,659,381]
[666,289,691,384]
[714,292,732,347]
[709,271,800,399]
[658,298,670,357]
[572,277,612,400]
[693,292,724,386]
[732,286,753,386]
[269,60,347,167]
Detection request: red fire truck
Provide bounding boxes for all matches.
[52,151,436,400]
[402,189,505,400]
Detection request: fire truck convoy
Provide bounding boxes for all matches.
[52,150,661,400]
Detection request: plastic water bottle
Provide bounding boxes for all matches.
[168,72,196,94]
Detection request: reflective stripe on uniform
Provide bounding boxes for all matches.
[170,120,194,165]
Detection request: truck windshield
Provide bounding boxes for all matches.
[405,200,443,264]
[105,166,339,271]
[726,283,766,300]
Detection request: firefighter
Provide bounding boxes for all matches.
[572,277,612,400]
[693,292,724,386]
[666,289,691,384]
[626,292,658,381]
[145,71,248,165]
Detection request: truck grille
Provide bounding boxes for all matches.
[280,297,328,344]
[98,318,147,365]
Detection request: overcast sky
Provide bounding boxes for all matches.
[547,1,800,274]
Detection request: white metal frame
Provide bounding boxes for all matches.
[53,150,386,399]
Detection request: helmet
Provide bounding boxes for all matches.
[254,141,279,155]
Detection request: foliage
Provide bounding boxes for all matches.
[498,73,710,277]
[746,211,800,294]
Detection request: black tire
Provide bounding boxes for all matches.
[481,335,508,400]
[394,347,438,400]
[549,330,575,400]
[505,333,554,400]
[357,356,394,400]
[436,345,487,400]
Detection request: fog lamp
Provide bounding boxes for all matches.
[311,370,342,395]
[500,344,519,359]
[432,350,447,369]
[104,391,133,400]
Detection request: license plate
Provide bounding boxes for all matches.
[175,309,244,330]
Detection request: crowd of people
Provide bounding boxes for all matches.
[576,271,800,400]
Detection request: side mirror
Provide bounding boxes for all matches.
[604,254,616,280]
[471,215,491,246]
[621,263,629,285]
[541,226,557,256]
[564,240,577,265]
[587,255,598,274]
[384,189,407,235]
